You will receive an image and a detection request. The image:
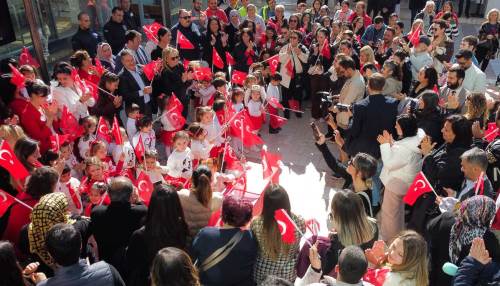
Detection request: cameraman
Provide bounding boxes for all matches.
[336,73,398,209]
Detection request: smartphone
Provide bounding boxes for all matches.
[311,122,321,141]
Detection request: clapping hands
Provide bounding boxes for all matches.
[364,240,387,267]
[377,130,393,145]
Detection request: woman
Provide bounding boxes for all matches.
[378,114,425,242]
[434,1,459,39]
[359,45,379,74]
[409,115,472,234]
[202,17,228,73]
[1,167,58,254]
[408,66,438,98]
[381,60,403,99]
[415,91,444,147]
[464,92,488,128]
[51,62,95,121]
[152,47,192,118]
[18,80,55,153]
[245,4,265,42]
[150,27,172,61]
[334,1,353,23]
[301,12,312,34]
[14,137,43,173]
[427,195,499,286]
[322,190,378,276]
[192,195,257,286]
[150,247,200,286]
[233,28,258,73]
[70,50,101,86]
[308,28,334,120]
[311,0,322,22]
[18,192,90,277]
[352,16,366,38]
[259,25,277,51]
[0,241,46,286]
[90,71,122,124]
[392,50,412,95]
[97,42,116,72]
[320,16,332,32]
[251,184,305,284]
[126,184,189,286]
[476,9,500,71]
[288,13,301,32]
[225,10,241,52]
[178,165,222,241]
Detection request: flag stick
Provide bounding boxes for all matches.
[474,171,484,195]
[12,196,34,210]
[279,209,317,252]
[421,172,439,197]
[484,128,499,139]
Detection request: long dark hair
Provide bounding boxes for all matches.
[418,92,440,117]
[0,241,28,286]
[14,137,38,172]
[261,184,292,260]
[150,247,200,286]
[421,66,438,90]
[191,165,213,207]
[207,16,222,35]
[145,184,189,261]
[445,115,473,147]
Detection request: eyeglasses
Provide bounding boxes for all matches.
[180,16,192,20]
[347,159,354,166]
[289,19,298,22]
[170,56,180,60]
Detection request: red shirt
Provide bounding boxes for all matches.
[1,192,38,254]
[9,97,29,117]
[205,8,229,24]
[348,13,372,28]
[19,102,53,153]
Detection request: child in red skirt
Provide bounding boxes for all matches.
[197,106,224,156]
[247,85,265,135]
[266,73,283,134]
[159,96,182,157]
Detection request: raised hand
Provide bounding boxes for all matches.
[469,237,491,265]
[420,135,436,156]
[364,240,387,266]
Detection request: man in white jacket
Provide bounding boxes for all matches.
[455,49,487,93]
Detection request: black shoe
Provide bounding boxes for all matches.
[269,128,279,134]
[277,127,282,131]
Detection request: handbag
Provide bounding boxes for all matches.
[197,230,244,273]
[308,63,324,75]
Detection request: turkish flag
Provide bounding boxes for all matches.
[403,172,434,206]
[285,59,294,78]
[183,59,190,71]
[168,93,184,114]
[267,54,280,75]
[82,79,99,100]
[208,208,223,227]
[165,105,186,130]
[305,219,320,236]
[94,58,105,74]
[212,47,224,69]
[49,134,70,152]
[288,99,300,111]
[321,41,331,60]
[231,70,247,86]
[221,144,242,171]
[96,117,111,142]
[143,22,163,44]
[225,51,235,66]
[134,134,146,161]
[60,105,83,141]
[112,116,123,145]
[269,113,287,129]
[0,141,29,179]
[268,97,284,110]
[193,66,212,81]
[71,69,86,95]
[0,189,16,217]
[176,30,195,49]
[9,64,25,88]
[261,146,281,184]
[363,268,390,286]
[223,173,247,196]
[484,123,498,142]
[143,59,162,81]
[136,171,154,205]
[408,25,422,47]
[274,209,296,244]
[18,47,40,68]
[229,111,264,147]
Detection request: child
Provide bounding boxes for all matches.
[165,131,193,183]
[231,88,245,112]
[77,116,97,160]
[247,85,265,134]
[132,116,156,152]
[267,73,283,134]
[243,74,259,104]
[126,103,141,140]
[188,122,214,162]
[364,230,428,286]
[84,182,110,216]
[79,157,108,201]
[159,96,182,157]
[57,165,82,216]
[60,141,84,178]
[197,106,224,148]
[112,127,136,170]
[200,158,236,193]
[138,149,168,184]
[88,140,124,176]
[197,76,216,106]
[407,36,433,81]
[212,78,228,101]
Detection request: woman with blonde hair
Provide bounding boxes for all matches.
[476,8,500,71]
[251,184,306,284]
[359,45,379,74]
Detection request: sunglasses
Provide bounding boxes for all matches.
[180,16,192,20]
[170,56,180,60]
[289,19,298,22]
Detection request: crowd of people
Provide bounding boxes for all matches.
[0,0,499,285]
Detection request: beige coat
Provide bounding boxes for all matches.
[336,71,365,128]
[178,189,222,239]
[278,43,309,88]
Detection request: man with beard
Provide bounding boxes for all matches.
[375,27,395,65]
[439,65,469,114]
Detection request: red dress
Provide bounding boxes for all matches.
[19,102,53,153]
[9,97,29,117]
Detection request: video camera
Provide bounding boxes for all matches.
[318,91,352,118]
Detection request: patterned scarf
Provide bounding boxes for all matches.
[28,193,74,267]
[449,195,496,263]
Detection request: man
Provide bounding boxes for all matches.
[171,9,202,61]
[90,177,147,276]
[301,246,371,285]
[103,7,128,55]
[71,12,102,58]
[37,224,125,286]
[455,49,487,94]
[452,36,479,67]
[115,30,149,72]
[394,21,404,37]
[348,1,372,28]
[191,0,206,33]
[238,0,249,18]
[120,0,140,31]
[439,65,469,114]
[117,50,154,115]
[429,19,454,72]
[375,26,395,65]
[224,0,240,19]
[338,40,360,70]
[443,147,495,202]
[260,0,276,22]
[205,0,228,24]
[268,5,287,33]
[360,16,386,47]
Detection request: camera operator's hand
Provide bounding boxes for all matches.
[316,133,326,145]
[334,130,344,147]
[329,105,339,113]
[325,113,337,129]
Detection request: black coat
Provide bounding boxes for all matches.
[201,32,228,72]
[225,24,239,52]
[343,94,399,159]
[117,66,154,114]
[123,10,140,31]
[415,110,444,146]
[71,27,102,57]
[171,23,202,61]
[103,19,128,55]
[233,42,258,73]
[152,63,189,104]
[90,202,147,277]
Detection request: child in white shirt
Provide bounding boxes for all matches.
[112,127,136,169]
[231,88,245,112]
[125,104,141,141]
[247,85,265,134]
[132,116,156,152]
[77,116,97,160]
[188,122,214,161]
[197,106,224,147]
[166,131,193,180]
[57,166,82,215]
[139,150,168,184]
[266,74,284,134]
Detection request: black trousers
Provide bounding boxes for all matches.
[282,75,304,118]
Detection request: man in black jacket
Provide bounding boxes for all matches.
[170,9,202,61]
[103,7,128,55]
[120,0,140,31]
[71,12,102,58]
[89,177,147,279]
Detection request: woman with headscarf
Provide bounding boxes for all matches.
[96,42,116,72]
[427,195,499,286]
[225,10,241,52]
[18,193,90,277]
